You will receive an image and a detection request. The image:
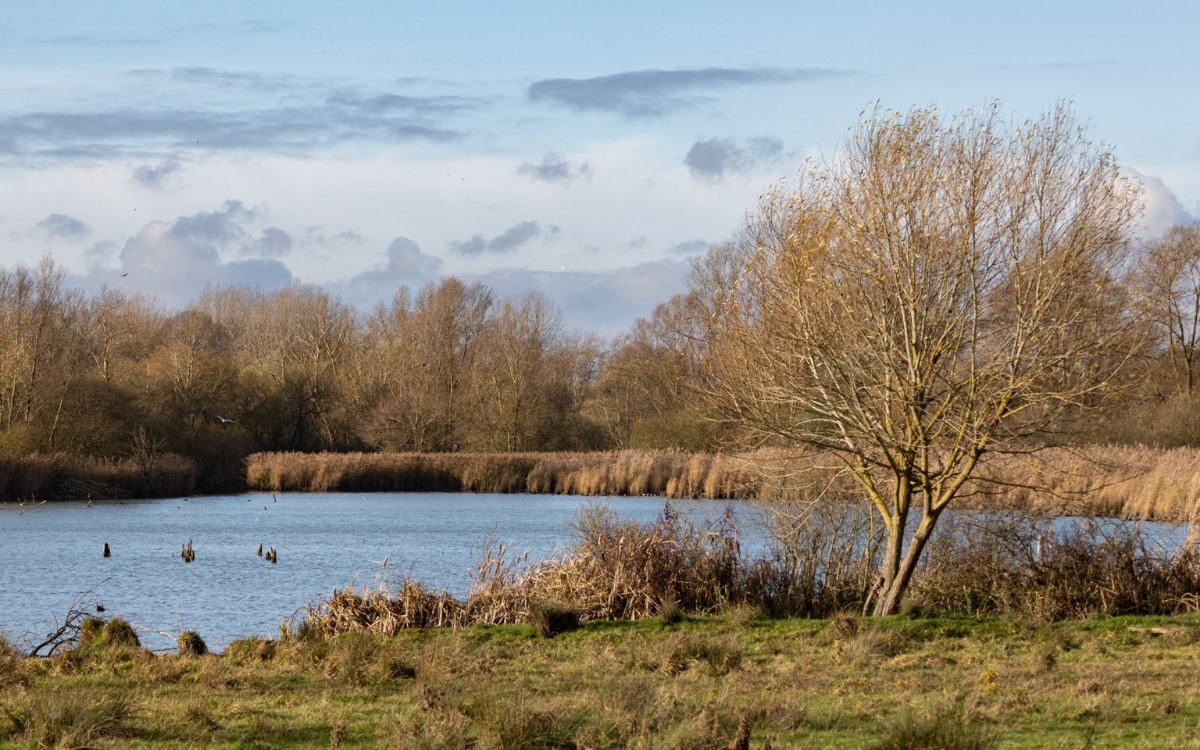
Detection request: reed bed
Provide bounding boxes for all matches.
[973,445,1200,522]
[299,502,751,637]
[247,449,769,499]
[249,445,1200,522]
[0,451,196,500]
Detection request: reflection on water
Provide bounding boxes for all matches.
[0,493,739,652]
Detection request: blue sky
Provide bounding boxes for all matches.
[2,1,1198,335]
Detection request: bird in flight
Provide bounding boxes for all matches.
[214,414,236,425]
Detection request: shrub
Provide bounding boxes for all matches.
[528,601,580,638]
[78,616,105,648]
[911,513,1200,620]
[223,636,277,662]
[97,617,140,648]
[177,630,208,657]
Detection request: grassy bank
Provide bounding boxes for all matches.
[0,452,196,501]
[5,613,1200,749]
[246,445,1200,523]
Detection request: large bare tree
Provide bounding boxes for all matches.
[696,103,1143,615]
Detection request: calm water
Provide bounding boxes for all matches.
[0,492,741,652]
[2,493,1189,654]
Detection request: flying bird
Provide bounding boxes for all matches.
[214,414,236,425]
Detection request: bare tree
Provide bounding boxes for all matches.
[469,292,561,451]
[0,257,84,448]
[1137,222,1200,396]
[233,285,357,450]
[412,278,493,451]
[589,292,718,449]
[77,287,159,387]
[695,103,1143,615]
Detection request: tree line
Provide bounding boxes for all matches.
[0,262,722,490]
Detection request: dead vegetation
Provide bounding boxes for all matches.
[248,444,1200,523]
[0,450,195,501]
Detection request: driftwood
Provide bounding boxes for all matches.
[26,581,107,656]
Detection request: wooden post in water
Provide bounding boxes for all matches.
[103,542,111,558]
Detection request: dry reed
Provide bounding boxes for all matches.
[297,502,748,637]
[249,445,1200,523]
[971,445,1200,522]
[246,449,803,500]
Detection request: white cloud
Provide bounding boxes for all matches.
[71,203,293,306]
[1126,167,1196,238]
[329,236,445,306]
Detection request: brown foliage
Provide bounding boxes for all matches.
[912,511,1200,620]
[299,502,747,636]
[0,450,195,500]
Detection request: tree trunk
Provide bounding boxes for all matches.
[872,514,939,616]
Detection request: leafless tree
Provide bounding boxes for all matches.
[1136,222,1200,396]
[589,292,718,449]
[695,102,1143,614]
[0,257,81,440]
[469,292,561,451]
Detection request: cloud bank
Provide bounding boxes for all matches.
[73,200,293,306]
[36,213,91,240]
[529,67,850,118]
[0,69,480,161]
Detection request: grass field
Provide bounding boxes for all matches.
[4,612,1200,749]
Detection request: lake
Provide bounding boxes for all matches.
[2,492,1190,654]
[0,492,743,652]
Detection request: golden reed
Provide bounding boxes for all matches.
[247,446,1200,523]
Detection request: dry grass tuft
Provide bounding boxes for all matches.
[1,690,134,748]
[866,709,994,750]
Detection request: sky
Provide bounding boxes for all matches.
[2,1,1198,336]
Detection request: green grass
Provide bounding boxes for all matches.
[4,613,1200,748]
